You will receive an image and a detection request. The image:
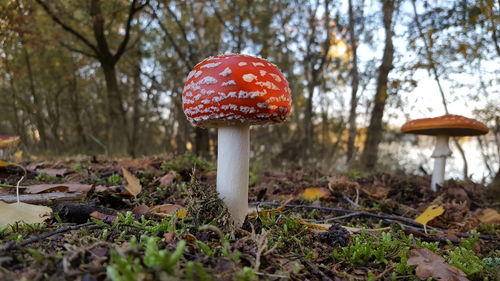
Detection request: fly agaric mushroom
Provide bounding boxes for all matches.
[182,54,292,226]
[401,114,488,191]
[0,136,20,159]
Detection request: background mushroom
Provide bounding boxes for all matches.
[0,136,20,159]
[182,54,292,226]
[401,114,489,191]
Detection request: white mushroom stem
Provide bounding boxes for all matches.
[430,135,452,192]
[216,125,250,226]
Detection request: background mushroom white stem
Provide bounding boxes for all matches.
[430,135,452,191]
[216,125,250,226]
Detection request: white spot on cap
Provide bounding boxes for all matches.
[221,80,236,86]
[198,76,218,85]
[219,67,232,77]
[256,81,279,90]
[186,70,196,80]
[240,106,256,114]
[243,73,258,82]
[252,62,265,67]
[270,73,282,82]
[238,62,248,66]
[194,70,203,78]
[201,62,222,68]
[259,70,267,76]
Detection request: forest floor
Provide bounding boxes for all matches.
[0,154,499,281]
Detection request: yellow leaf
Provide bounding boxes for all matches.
[0,201,52,227]
[121,168,142,197]
[0,160,10,167]
[415,205,445,225]
[302,188,330,200]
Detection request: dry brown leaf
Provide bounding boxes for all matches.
[302,188,330,200]
[36,168,69,177]
[0,201,52,227]
[121,168,141,197]
[407,248,469,281]
[361,186,389,199]
[24,183,93,194]
[159,171,176,187]
[90,211,117,223]
[476,208,500,224]
[132,205,150,216]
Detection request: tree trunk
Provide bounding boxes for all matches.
[101,60,128,154]
[361,0,395,170]
[346,0,360,163]
[195,127,210,159]
[128,59,142,157]
[23,45,48,150]
[69,66,87,149]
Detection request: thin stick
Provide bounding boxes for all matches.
[0,222,96,252]
[312,212,362,223]
[251,202,495,240]
[251,202,423,227]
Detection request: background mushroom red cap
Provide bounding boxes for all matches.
[182,53,292,128]
[401,114,489,136]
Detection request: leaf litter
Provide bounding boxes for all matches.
[0,156,498,280]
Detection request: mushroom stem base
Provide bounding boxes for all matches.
[430,135,451,192]
[217,125,249,227]
[431,157,446,192]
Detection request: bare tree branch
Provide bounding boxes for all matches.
[60,42,98,58]
[35,0,99,56]
[114,0,149,60]
[150,8,193,70]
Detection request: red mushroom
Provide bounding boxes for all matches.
[401,114,489,191]
[182,54,292,226]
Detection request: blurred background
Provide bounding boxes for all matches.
[0,0,498,184]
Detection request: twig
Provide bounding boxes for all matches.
[312,212,362,223]
[0,192,85,204]
[252,202,496,240]
[251,202,424,228]
[0,222,96,252]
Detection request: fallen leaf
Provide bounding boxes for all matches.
[149,204,187,218]
[90,211,117,223]
[415,204,445,226]
[407,248,469,281]
[302,188,330,200]
[0,201,52,227]
[36,168,69,177]
[121,168,141,197]
[476,208,500,224]
[24,183,93,194]
[361,186,389,199]
[159,171,176,187]
[0,160,10,167]
[132,205,150,216]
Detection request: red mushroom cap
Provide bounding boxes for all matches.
[401,114,489,136]
[182,54,292,128]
